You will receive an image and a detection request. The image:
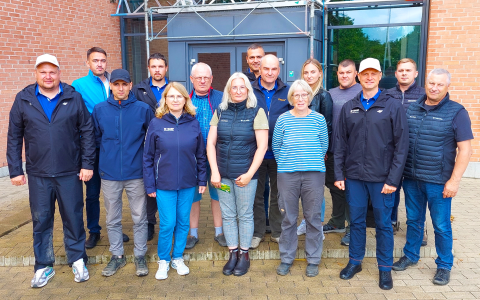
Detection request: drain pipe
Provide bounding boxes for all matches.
[323,0,327,87]
[310,1,315,58]
[144,0,150,76]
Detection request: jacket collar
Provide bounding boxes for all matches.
[415,93,451,111]
[394,80,418,94]
[87,70,110,82]
[252,77,286,92]
[107,91,137,107]
[351,89,388,110]
[227,99,247,110]
[162,111,196,124]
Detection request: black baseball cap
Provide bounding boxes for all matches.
[110,69,131,83]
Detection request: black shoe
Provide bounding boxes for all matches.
[223,249,238,276]
[233,250,250,276]
[214,234,227,247]
[85,233,100,249]
[392,256,417,271]
[123,233,130,243]
[340,262,362,280]
[276,262,292,276]
[305,264,319,277]
[421,231,428,246]
[185,236,199,249]
[379,270,393,290]
[147,224,155,241]
[433,268,450,285]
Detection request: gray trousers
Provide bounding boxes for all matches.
[102,179,148,257]
[278,171,325,265]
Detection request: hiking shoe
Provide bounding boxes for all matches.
[155,260,169,280]
[341,232,350,246]
[270,236,280,243]
[250,237,263,249]
[31,266,55,288]
[392,256,417,271]
[433,269,450,285]
[147,223,155,241]
[123,233,130,242]
[392,222,400,235]
[72,258,89,283]
[134,256,149,277]
[102,255,126,277]
[185,236,199,249]
[276,262,292,276]
[171,258,190,275]
[306,263,319,277]
[422,231,428,246]
[297,219,306,236]
[214,234,227,247]
[85,233,100,249]
[323,223,345,233]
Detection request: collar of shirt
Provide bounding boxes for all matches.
[150,77,168,89]
[258,76,277,93]
[35,84,63,101]
[360,89,381,109]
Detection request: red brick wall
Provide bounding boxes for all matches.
[427,0,480,161]
[0,0,122,169]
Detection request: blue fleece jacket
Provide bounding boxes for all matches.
[92,92,154,181]
[72,70,110,113]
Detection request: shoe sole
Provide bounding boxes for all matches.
[184,239,199,249]
[155,274,168,280]
[249,238,264,249]
[136,269,149,276]
[341,241,349,246]
[324,228,346,233]
[102,260,127,277]
[31,269,55,288]
[392,262,417,271]
[214,237,227,247]
[172,264,190,276]
[233,269,249,276]
[223,270,233,276]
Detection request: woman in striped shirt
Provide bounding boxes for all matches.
[272,79,328,278]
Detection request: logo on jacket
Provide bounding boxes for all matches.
[240,119,251,122]
[350,109,359,114]
[408,99,416,102]
[164,128,174,131]
[433,117,443,120]
[278,98,286,101]
[143,92,147,95]
[377,110,383,113]
[63,102,68,105]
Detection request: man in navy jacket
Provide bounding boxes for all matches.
[7,54,95,287]
[251,54,291,248]
[334,58,409,290]
[92,69,154,278]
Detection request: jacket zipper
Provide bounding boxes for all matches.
[120,105,123,179]
[412,109,428,178]
[176,117,180,188]
[402,92,405,107]
[362,109,367,178]
[155,155,161,180]
[226,106,238,176]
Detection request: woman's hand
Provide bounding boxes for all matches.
[235,173,253,187]
[211,171,222,189]
[199,186,206,194]
[148,192,156,198]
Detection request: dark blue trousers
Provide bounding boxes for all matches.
[391,179,403,224]
[84,148,102,234]
[346,178,394,271]
[28,174,87,272]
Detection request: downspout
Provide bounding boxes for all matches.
[144,0,150,76]
[310,1,315,58]
[323,0,327,87]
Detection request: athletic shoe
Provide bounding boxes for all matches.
[171,258,189,275]
[323,223,346,233]
[214,234,227,247]
[297,219,306,236]
[185,236,199,249]
[134,256,149,276]
[102,255,126,277]
[250,237,263,249]
[155,260,169,280]
[72,258,89,283]
[433,268,450,285]
[341,232,350,246]
[270,236,280,243]
[31,266,55,288]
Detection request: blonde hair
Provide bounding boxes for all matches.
[219,72,257,110]
[300,58,324,95]
[155,82,196,118]
[287,80,314,106]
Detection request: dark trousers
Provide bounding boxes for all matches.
[346,178,394,271]
[29,174,87,272]
[390,179,403,224]
[147,195,157,225]
[84,148,101,234]
[253,159,281,238]
[325,153,350,231]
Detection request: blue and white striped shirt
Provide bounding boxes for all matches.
[272,111,329,173]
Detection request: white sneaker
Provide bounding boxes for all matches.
[155,260,170,280]
[250,237,263,249]
[72,258,89,283]
[31,266,55,288]
[297,219,306,236]
[171,258,190,275]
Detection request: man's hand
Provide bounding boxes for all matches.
[79,169,93,182]
[443,179,460,198]
[148,192,156,198]
[199,186,206,194]
[334,180,345,190]
[211,171,222,189]
[381,183,397,194]
[235,173,253,187]
[11,175,27,186]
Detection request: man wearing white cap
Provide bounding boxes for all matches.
[333,58,409,290]
[7,54,96,288]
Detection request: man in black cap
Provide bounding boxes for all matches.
[92,69,154,277]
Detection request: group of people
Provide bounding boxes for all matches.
[7,43,472,290]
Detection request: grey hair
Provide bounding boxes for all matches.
[287,80,314,106]
[219,72,257,110]
[191,62,212,77]
[427,68,451,85]
[260,54,280,68]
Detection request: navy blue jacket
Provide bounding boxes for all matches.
[143,113,207,193]
[385,81,425,111]
[7,83,96,178]
[252,78,291,151]
[334,90,409,187]
[92,93,154,181]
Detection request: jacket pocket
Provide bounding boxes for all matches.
[383,193,394,208]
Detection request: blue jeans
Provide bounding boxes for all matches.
[84,148,102,234]
[403,178,453,270]
[193,165,219,202]
[156,187,195,261]
[218,178,257,249]
[346,178,394,271]
[391,179,403,224]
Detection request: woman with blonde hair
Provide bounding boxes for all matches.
[207,72,269,276]
[143,82,207,280]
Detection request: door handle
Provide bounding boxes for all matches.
[190,59,196,65]
[279,58,285,65]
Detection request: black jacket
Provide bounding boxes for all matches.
[7,83,96,178]
[243,71,257,82]
[385,81,425,111]
[309,88,333,145]
[132,77,158,112]
[334,90,409,187]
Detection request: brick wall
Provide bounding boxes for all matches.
[0,0,122,169]
[427,0,480,161]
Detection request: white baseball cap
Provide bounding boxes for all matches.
[35,54,60,69]
[359,58,381,73]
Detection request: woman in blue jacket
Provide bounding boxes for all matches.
[143,82,207,280]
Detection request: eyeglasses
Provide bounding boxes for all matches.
[166,95,184,101]
[293,93,309,100]
[231,86,247,92]
[193,76,211,82]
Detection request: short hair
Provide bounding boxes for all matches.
[396,58,417,70]
[219,72,257,111]
[260,54,279,68]
[287,80,314,106]
[191,62,212,77]
[148,53,168,67]
[87,47,107,59]
[247,43,264,52]
[155,82,196,118]
[339,59,356,69]
[427,68,451,85]
[300,58,324,92]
